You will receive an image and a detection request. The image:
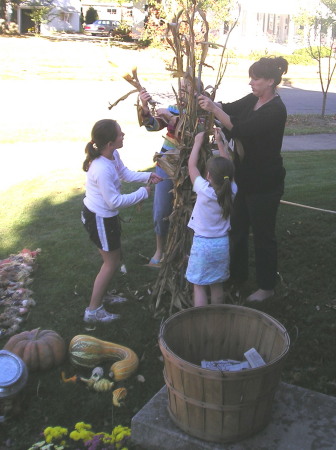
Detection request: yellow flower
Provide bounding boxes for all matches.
[69,430,81,441]
[43,426,68,443]
[75,422,92,431]
[69,427,94,443]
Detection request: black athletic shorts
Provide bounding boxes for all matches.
[81,205,121,252]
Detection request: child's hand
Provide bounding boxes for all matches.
[156,109,177,126]
[214,127,228,144]
[194,131,206,144]
[145,185,151,196]
[214,127,223,142]
[139,89,152,110]
[149,173,163,184]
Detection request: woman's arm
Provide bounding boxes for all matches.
[198,94,234,131]
[188,132,205,184]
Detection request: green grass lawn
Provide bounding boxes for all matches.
[0,150,335,449]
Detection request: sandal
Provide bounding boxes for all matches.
[245,289,274,303]
[144,257,161,268]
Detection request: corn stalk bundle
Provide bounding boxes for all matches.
[151,1,240,315]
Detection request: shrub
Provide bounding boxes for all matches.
[113,23,133,42]
[0,20,19,35]
[85,7,98,25]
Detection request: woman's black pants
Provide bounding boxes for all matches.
[230,183,284,290]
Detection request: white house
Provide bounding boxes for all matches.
[226,0,333,53]
[17,0,81,34]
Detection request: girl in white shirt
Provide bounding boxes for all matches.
[81,119,162,323]
[186,129,237,306]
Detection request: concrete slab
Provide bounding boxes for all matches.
[131,383,336,449]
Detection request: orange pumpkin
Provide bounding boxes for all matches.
[4,328,66,371]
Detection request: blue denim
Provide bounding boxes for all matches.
[153,164,173,236]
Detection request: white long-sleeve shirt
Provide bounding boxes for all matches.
[83,151,151,217]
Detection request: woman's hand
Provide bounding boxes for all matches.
[148,173,163,184]
[198,94,216,113]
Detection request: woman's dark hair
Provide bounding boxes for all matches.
[206,156,235,219]
[249,56,288,87]
[83,119,118,172]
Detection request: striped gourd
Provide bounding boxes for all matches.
[68,335,139,381]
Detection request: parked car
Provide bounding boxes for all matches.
[83,20,120,37]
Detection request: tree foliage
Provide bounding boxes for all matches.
[140,0,238,46]
[26,0,53,34]
[321,0,336,15]
[85,6,98,25]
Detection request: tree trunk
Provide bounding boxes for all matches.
[321,92,327,118]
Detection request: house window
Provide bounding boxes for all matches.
[107,8,116,14]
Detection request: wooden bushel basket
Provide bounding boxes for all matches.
[158,305,290,444]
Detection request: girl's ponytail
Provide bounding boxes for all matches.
[83,141,100,172]
[215,176,234,219]
[206,157,235,219]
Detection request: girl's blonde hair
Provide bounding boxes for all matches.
[206,156,235,219]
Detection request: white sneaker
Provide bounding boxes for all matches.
[84,306,121,323]
[103,293,128,306]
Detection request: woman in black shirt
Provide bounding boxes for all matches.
[198,56,288,302]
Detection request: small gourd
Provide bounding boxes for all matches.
[68,335,139,381]
[4,328,66,371]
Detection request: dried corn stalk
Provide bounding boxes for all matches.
[151,1,240,315]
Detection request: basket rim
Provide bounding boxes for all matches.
[158,304,290,375]
[160,304,289,333]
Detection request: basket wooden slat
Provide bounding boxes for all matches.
[159,305,290,443]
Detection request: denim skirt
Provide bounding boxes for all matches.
[186,234,230,285]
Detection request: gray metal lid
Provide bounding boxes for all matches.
[0,350,28,397]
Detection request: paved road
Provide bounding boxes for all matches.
[278,85,336,115]
[212,79,336,115]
